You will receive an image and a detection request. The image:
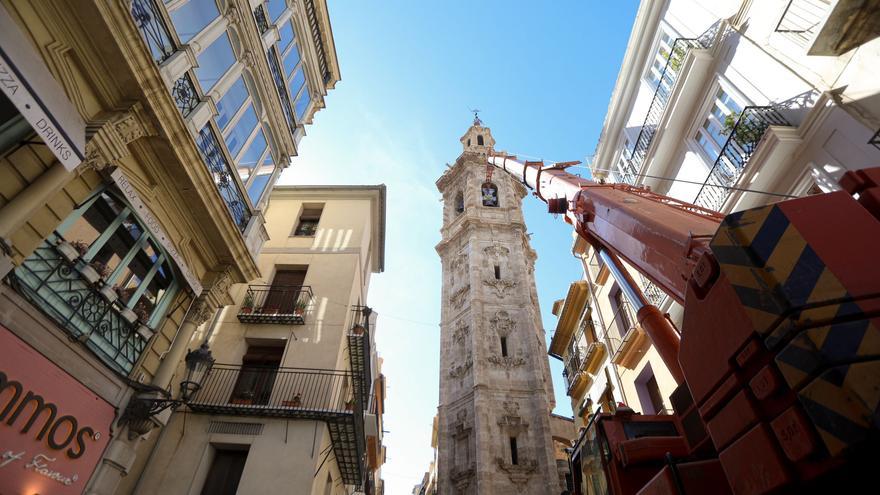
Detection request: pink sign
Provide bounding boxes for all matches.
[0,325,115,495]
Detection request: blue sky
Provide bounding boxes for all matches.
[279,1,639,491]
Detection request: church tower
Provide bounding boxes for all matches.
[435,119,560,494]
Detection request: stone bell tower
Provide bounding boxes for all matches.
[435,118,559,494]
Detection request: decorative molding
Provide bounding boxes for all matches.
[483,278,517,297]
[483,243,509,260]
[114,113,146,144]
[496,458,538,487]
[452,319,469,345]
[489,310,514,337]
[503,401,519,416]
[488,355,526,368]
[449,284,470,310]
[187,297,217,327]
[448,355,473,379]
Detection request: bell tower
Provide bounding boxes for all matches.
[435,121,559,494]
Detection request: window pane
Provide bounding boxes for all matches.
[288,67,305,96]
[247,172,272,204]
[216,77,249,130]
[294,85,310,120]
[63,192,126,249]
[278,22,295,53]
[195,33,236,91]
[238,127,267,181]
[170,0,220,42]
[283,45,301,78]
[224,104,258,158]
[266,0,287,21]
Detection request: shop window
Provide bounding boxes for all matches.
[481,182,498,207]
[12,187,180,373]
[454,191,464,215]
[200,447,249,495]
[293,205,323,236]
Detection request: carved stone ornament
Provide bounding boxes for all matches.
[187,297,217,327]
[496,458,538,487]
[490,310,514,337]
[240,50,256,69]
[448,354,473,379]
[483,278,517,297]
[449,284,470,309]
[452,319,469,345]
[451,468,474,489]
[450,251,468,275]
[113,113,146,144]
[488,355,526,368]
[483,243,510,260]
[503,401,520,416]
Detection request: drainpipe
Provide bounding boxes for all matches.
[597,249,684,384]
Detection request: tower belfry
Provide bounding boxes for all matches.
[435,122,561,493]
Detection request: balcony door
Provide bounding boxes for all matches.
[200,447,248,495]
[231,345,284,405]
[265,267,306,313]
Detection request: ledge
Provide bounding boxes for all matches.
[549,281,591,356]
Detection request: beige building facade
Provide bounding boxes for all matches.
[0,0,338,494]
[551,1,880,493]
[135,185,387,494]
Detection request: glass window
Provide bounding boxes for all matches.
[278,22,295,53]
[266,0,287,21]
[238,127,267,181]
[694,88,744,161]
[288,67,305,96]
[283,45,301,78]
[170,0,220,43]
[247,172,272,204]
[195,33,236,91]
[224,104,258,158]
[294,86,310,120]
[215,77,249,131]
[294,205,323,236]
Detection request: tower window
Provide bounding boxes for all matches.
[481,182,498,207]
[494,265,501,279]
[509,436,518,465]
[477,135,484,146]
[500,336,508,357]
[455,191,464,214]
[467,138,471,146]
[293,204,323,236]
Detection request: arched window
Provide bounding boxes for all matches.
[481,182,498,207]
[455,191,464,215]
[467,139,471,147]
[477,135,484,146]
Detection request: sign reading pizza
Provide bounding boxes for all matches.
[0,325,114,494]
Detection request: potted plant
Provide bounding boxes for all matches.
[283,393,303,408]
[78,262,102,284]
[351,323,365,336]
[56,239,88,262]
[344,398,355,411]
[119,306,138,324]
[134,301,151,323]
[98,282,118,303]
[240,292,255,314]
[293,299,308,317]
[230,391,255,405]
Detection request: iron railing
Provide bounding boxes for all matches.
[694,106,791,212]
[172,72,199,116]
[238,284,313,324]
[195,125,253,232]
[130,0,176,64]
[8,233,149,374]
[870,128,880,151]
[253,5,270,34]
[304,0,332,84]
[348,306,373,412]
[639,274,666,306]
[189,364,365,485]
[563,320,591,390]
[775,0,831,47]
[603,300,638,359]
[266,49,297,134]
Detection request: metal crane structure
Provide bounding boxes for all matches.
[486,151,880,495]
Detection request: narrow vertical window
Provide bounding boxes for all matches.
[293,204,323,236]
[477,135,484,146]
[494,265,501,280]
[500,336,508,357]
[509,436,518,465]
[455,191,464,215]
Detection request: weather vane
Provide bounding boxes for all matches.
[470,108,482,126]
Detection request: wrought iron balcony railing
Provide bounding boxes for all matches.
[130,0,176,64]
[775,0,831,47]
[238,284,313,324]
[8,233,150,374]
[171,72,199,116]
[253,5,270,34]
[694,106,791,212]
[348,306,373,412]
[304,0,332,84]
[196,125,253,232]
[602,300,638,358]
[189,364,365,485]
[266,49,297,134]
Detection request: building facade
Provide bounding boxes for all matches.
[435,122,568,494]
[0,0,337,493]
[552,1,880,492]
[134,185,386,494]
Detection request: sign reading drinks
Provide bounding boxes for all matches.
[0,325,114,494]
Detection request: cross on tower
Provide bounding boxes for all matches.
[470,108,482,126]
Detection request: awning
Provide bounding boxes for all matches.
[0,4,85,170]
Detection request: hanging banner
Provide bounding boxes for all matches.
[0,325,115,495]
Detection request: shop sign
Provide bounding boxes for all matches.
[0,325,114,495]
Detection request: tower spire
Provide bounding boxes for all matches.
[470,108,482,126]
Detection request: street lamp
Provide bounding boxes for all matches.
[121,342,215,438]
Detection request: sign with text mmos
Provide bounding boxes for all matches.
[0,325,114,495]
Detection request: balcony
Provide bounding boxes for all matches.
[548,281,590,358]
[130,0,176,64]
[604,301,651,370]
[694,106,791,212]
[189,364,365,485]
[348,306,373,413]
[237,285,313,325]
[8,233,151,374]
[775,0,831,49]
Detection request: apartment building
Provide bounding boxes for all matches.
[0,1,337,493]
[552,1,880,492]
[134,185,387,494]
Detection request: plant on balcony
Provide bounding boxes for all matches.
[240,292,255,314]
[293,299,308,316]
[98,282,118,303]
[722,113,766,151]
[282,393,303,408]
[344,398,355,411]
[56,239,89,262]
[134,300,151,323]
[78,260,106,285]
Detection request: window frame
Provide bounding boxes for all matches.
[642,24,679,92]
[292,203,324,237]
[688,81,751,169]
